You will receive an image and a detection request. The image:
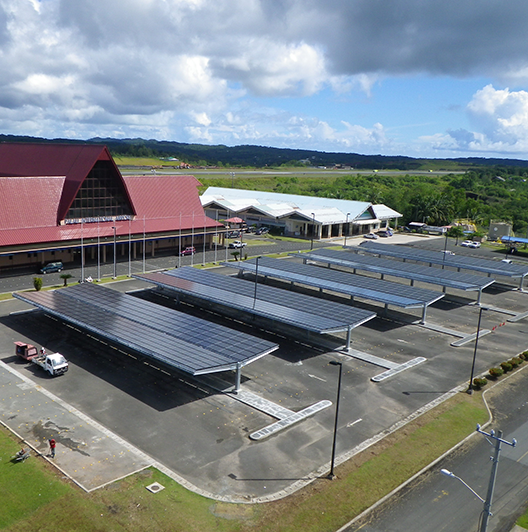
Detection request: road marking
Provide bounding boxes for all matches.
[397,339,409,343]
[516,449,528,463]
[347,418,363,427]
[308,374,326,382]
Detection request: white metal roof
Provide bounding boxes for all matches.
[201,187,387,224]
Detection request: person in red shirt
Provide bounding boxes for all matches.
[49,438,56,458]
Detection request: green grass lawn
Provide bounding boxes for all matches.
[0,391,487,532]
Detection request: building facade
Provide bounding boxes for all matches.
[0,143,221,271]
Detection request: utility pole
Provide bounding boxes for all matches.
[476,424,516,532]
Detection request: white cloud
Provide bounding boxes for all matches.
[1,0,528,156]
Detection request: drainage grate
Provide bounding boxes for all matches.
[145,482,165,494]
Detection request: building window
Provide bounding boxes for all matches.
[65,161,133,221]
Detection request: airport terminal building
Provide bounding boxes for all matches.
[201,187,401,240]
[0,142,221,271]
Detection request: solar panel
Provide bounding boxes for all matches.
[358,241,528,278]
[13,284,278,375]
[301,249,495,291]
[134,267,376,334]
[223,257,444,309]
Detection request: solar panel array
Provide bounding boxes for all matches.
[301,249,495,291]
[358,241,528,278]
[223,256,444,308]
[135,267,376,333]
[14,283,278,375]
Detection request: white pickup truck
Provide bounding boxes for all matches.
[228,240,247,249]
[31,353,69,376]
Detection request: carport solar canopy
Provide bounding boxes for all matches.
[224,257,444,309]
[300,249,495,292]
[134,267,376,334]
[13,283,278,375]
[358,241,528,279]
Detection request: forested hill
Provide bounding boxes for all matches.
[1,134,528,169]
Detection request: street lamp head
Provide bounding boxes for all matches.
[329,360,342,367]
[440,468,456,478]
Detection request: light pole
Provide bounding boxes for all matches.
[328,360,343,479]
[112,225,117,279]
[442,229,448,269]
[344,212,350,247]
[467,306,488,394]
[441,424,516,532]
[253,256,261,309]
[311,212,316,250]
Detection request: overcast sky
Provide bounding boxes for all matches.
[2,0,528,159]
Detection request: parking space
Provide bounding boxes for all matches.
[0,235,528,501]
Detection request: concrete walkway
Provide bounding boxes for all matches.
[0,361,154,491]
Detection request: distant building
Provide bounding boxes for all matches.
[0,143,221,270]
[201,187,401,240]
[489,221,512,241]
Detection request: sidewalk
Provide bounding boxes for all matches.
[0,360,154,492]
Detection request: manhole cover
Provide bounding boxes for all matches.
[146,482,165,494]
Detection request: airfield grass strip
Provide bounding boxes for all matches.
[0,391,486,532]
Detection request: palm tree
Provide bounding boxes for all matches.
[60,273,72,287]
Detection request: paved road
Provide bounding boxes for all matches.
[0,234,330,294]
[342,368,528,532]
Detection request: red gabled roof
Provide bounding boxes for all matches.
[0,142,134,222]
[123,175,220,233]
[0,172,222,248]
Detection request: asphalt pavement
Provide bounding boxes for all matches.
[1,232,528,512]
[341,367,528,532]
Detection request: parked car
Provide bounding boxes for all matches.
[40,261,63,274]
[376,230,392,238]
[226,231,241,238]
[460,240,473,247]
[363,232,378,240]
[255,227,269,235]
[228,240,247,249]
[468,241,481,248]
[180,246,196,256]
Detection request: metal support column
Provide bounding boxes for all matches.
[421,304,427,325]
[234,362,242,394]
[345,326,352,350]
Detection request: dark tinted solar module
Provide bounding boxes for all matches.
[223,257,443,308]
[14,284,278,375]
[301,249,495,291]
[135,267,376,333]
[359,241,528,277]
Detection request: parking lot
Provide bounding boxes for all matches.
[1,234,528,502]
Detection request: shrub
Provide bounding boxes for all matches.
[33,277,43,291]
[488,367,504,380]
[510,357,522,368]
[518,352,527,361]
[473,377,488,390]
[501,361,513,373]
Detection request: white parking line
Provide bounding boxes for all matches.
[347,418,363,428]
